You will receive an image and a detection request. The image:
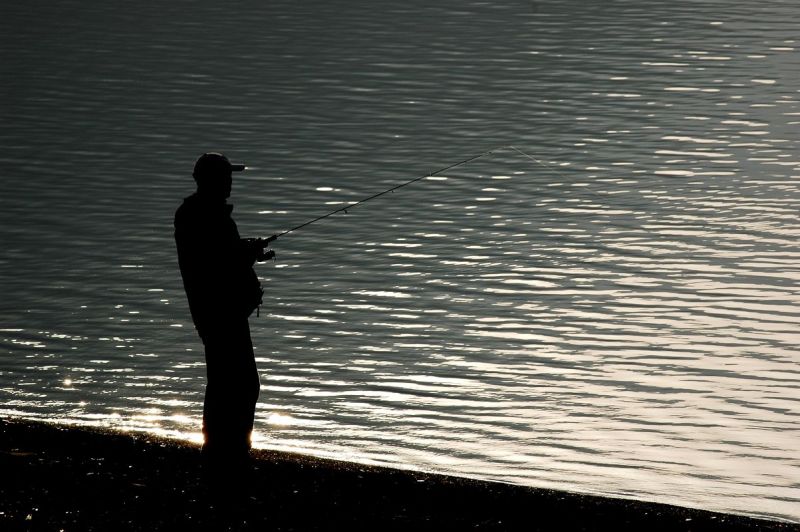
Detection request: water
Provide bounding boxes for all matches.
[1,0,799,522]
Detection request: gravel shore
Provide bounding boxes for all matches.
[0,418,794,531]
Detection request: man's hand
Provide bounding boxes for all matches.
[243,236,277,263]
[243,237,277,263]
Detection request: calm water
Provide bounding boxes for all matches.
[1,0,799,522]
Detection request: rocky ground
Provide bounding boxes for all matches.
[0,418,795,531]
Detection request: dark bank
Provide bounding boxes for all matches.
[1,419,794,532]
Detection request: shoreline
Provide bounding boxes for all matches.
[1,418,795,531]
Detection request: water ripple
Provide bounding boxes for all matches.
[1,0,799,522]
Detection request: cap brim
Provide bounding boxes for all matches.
[231,163,246,172]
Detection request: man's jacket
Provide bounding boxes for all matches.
[174,193,263,338]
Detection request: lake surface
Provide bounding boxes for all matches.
[1,0,798,522]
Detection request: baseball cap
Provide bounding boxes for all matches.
[192,152,246,179]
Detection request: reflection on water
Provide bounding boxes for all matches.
[1,0,799,522]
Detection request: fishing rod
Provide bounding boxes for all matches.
[270,144,512,241]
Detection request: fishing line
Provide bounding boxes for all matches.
[509,145,572,181]
[273,145,511,240]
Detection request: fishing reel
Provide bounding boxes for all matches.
[246,235,278,263]
[257,248,276,262]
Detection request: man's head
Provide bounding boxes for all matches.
[192,152,245,199]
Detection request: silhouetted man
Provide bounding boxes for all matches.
[174,152,274,470]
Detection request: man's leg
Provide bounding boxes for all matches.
[202,319,260,458]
